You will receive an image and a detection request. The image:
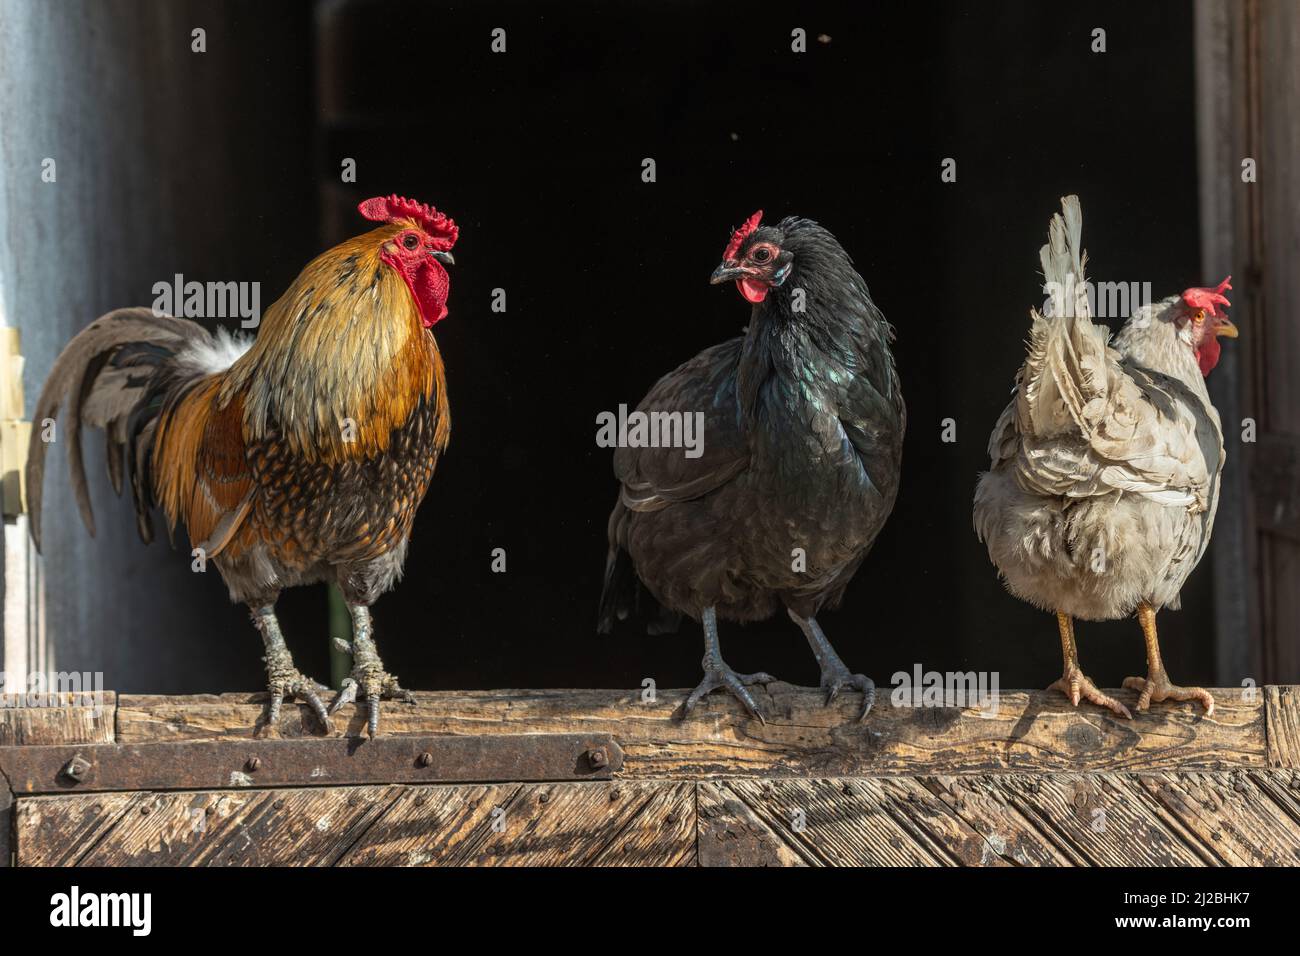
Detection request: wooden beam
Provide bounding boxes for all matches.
[109,684,1270,776]
[0,692,114,746]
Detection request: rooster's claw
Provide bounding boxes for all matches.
[329,671,415,738]
[263,671,332,735]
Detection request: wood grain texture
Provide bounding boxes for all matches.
[1267,684,1300,767]
[114,685,1266,775]
[698,770,1300,867]
[15,781,694,867]
[0,692,115,746]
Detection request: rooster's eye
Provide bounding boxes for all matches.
[402,234,420,251]
[751,246,773,264]
[1193,309,1206,323]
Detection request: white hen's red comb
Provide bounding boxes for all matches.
[1182,276,1232,318]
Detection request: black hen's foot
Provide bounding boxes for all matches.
[329,639,415,738]
[680,665,776,723]
[820,665,876,721]
[262,655,331,735]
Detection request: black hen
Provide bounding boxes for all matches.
[598,212,905,720]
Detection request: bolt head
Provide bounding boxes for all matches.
[246,756,262,772]
[417,752,433,768]
[588,747,609,769]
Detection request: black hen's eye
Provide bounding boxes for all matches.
[751,246,773,263]
[402,234,420,251]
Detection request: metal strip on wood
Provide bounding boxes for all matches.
[0,733,623,795]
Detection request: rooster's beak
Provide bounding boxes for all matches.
[431,250,455,266]
[1214,317,1239,338]
[710,262,746,284]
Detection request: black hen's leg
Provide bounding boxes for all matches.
[329,604,415,738]
[787,609,876,720]
[252,604,331,734]
[680,607,776,723]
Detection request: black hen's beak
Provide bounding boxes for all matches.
[710,261,746,284]
[431,250,455,266]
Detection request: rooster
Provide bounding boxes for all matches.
[598,211,905,721]
[974,195,1236,718]
[27,194,458,736]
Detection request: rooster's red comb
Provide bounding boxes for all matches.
[358,194,459,251]
[1182,275,1232,318]
[723,210,763,261]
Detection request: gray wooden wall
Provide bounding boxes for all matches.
[1197,0,1300,684]
[0,0,314,691]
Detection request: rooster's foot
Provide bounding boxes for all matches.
[681,665,776,724]
[263,667,332,735]
[820,666,876,721]
[1048,669,1132,719]
[1122,673,1215,717]
[329,639,415,738]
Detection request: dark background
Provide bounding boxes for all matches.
[27,0,1214,693]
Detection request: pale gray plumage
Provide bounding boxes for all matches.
[974,196,1225,622]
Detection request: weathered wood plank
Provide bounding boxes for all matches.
[698,771,1300,866]
[14,790,141,866]
[340,781,694,867]
[0,786,12,867]
[15,781,694,867]
[1133,770,1300,866]
[1267,685,1300,767]
[987,774,1208,866]
[697,781,807,867]
[111,685,1266,776]
[0,692,115,745]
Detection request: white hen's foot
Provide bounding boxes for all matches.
[1122,672,1215,717]
[1049,666,1132,719]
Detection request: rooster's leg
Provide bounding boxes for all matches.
[328,604,415,737]
[252,605,332,733]
[788,610,876,720]
[1122,604,1215,716]
[681,607,776,723]
[1048,611,1132,718]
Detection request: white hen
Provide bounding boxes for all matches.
[974,195,1237,717]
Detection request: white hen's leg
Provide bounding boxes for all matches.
[1122,604,1215,717]
[1048,611,1132,719]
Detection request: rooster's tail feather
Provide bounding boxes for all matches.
[26,308,246,551]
